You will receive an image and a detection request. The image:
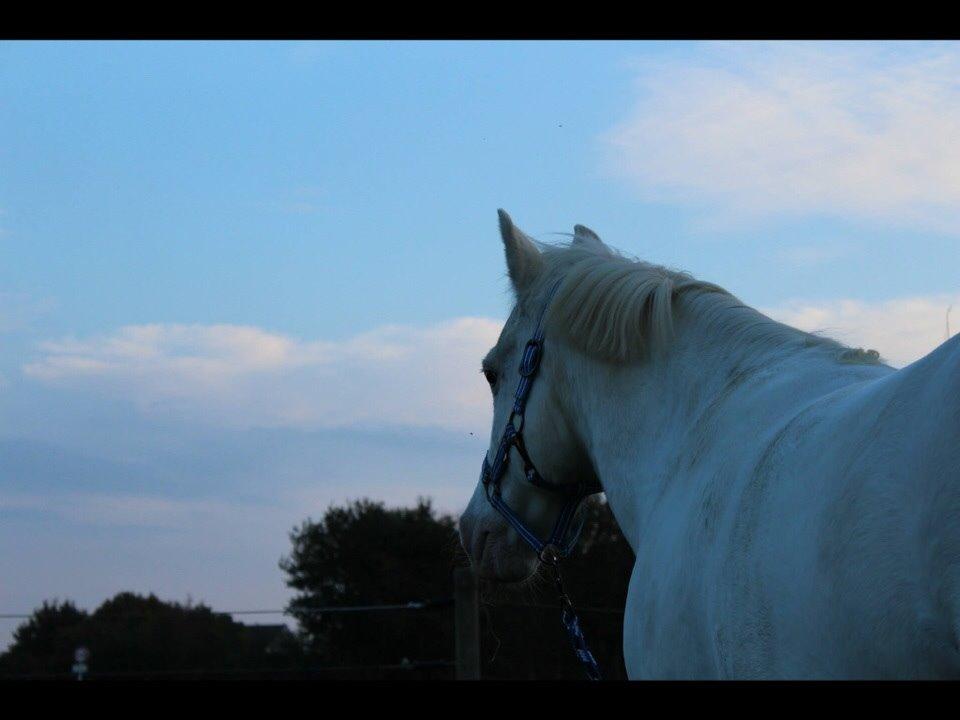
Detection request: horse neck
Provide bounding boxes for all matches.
[563,299,874,550]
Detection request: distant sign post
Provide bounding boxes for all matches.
[72,646,89,681]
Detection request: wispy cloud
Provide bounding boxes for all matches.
[1,491,259,529]
[23,318,502,433]
[765,292,960,367]
[605,42,960,233]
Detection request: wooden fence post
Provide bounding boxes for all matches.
[454,567,480,680]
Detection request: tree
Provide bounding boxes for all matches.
[280,497,458,668]
[279,495,635,679]
[0,600,87,676]
[0,592,299,679]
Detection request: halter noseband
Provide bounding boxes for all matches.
[479,279,603,561]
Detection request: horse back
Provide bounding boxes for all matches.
[627,335,960,678]
[732,334,960,677]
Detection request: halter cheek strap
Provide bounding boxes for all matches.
[478,278,604,681]
[479,279,602,558]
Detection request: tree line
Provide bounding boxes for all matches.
[1,497,634,680]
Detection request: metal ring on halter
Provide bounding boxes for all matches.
[539,543,561,565]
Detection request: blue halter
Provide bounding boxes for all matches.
[479,279,602,558]
[479,279,604,680]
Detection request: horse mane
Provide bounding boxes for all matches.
[535,240,882,366]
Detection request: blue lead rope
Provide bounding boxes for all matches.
[545,551,602,681]
[561,605,602,681]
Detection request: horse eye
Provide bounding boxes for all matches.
[483,368,498,387]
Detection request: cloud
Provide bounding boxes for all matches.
[23,318,502,433]
[20,289,958,438]
[0,491,254,529]
[605,42,960,232]
[764,292,959,367]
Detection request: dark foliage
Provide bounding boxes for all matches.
[280,495,634,679]
[0,593,300,679]
[0,600,87,676]
[280,497,459,667]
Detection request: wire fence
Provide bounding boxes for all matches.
[0,597,460,682]
[0,599,455,622]
[0,576,624,681]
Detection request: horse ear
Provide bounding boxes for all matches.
[498,209,543,296]
[573,224,605,249]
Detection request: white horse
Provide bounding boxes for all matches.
[459,210,960,679]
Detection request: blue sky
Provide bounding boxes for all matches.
[2,40,959,648]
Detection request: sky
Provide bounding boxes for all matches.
[2,40,959,649]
